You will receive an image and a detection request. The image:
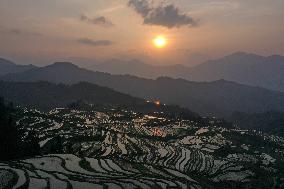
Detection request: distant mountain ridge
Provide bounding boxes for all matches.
[0,58,36,76]
[1,52,283,92]
[87,52,284,92]
[2,61,284,117]
[92,59,189,79]
[188,52,284,92]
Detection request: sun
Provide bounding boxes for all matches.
[153,36,167,48]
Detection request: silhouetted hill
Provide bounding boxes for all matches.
[1,62,114,84]
[0,81,145,110]
[0,58,36,76]
[2,62,284,117]
[0,81,201,120]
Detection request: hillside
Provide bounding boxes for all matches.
[2,62,284,117]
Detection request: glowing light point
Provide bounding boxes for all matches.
[154,100,161,106]
[153,36,167,48]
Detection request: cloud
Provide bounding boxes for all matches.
[128,0,197,28]
[80,14,114,27]
[78,38,114,46]
[0,27,42,36]
[128,0,151,17]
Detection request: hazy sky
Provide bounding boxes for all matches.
[0,0,283,66]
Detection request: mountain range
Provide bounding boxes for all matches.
[88,52,284,92]
[1,60,284,117]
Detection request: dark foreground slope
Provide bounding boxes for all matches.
[2,62,284,117]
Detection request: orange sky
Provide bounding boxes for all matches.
[0,0,283,66]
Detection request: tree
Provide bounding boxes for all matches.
[0,98,20,160]
[0,97,40,160]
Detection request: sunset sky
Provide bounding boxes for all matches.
[0,0,283,66]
